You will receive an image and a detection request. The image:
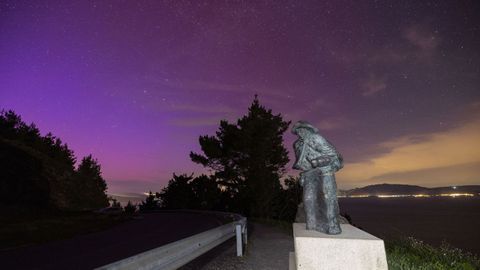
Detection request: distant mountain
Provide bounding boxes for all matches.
[346,183,480,196]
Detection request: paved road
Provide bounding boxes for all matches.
[0,212,226,270]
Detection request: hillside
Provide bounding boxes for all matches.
[346,183,480,196]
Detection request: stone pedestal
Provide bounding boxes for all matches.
[290,223,388,270]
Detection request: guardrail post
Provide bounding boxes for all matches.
[236,224,243,256]
[243,226,248,245]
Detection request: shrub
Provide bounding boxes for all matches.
[138,192,159,211]
[386,237,480,270]
[123,201,137,215]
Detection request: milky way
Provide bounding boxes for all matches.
[1,1,479,193]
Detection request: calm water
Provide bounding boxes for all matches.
[339,197,480,255]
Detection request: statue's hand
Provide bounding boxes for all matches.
[310,157,331,168]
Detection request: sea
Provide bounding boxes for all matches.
[338,196,480,256]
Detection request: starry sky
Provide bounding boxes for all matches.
[1,1,479,194]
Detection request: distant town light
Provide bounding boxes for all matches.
[345,193,475,198]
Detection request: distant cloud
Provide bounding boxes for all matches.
[369,162,480,187]
[361,74,387,97]
[403,24,439,53]
[353,24,440,99]
[337,115,480,188]
[325,23,439,67]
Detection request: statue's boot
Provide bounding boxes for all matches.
[327,223,341,235]
[314,223,329,234]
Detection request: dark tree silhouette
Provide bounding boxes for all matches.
[189,175,224,210]
[139,191,159,211]
[109,197,121,208]
[277,176,303,221]
[157,173,224,210]
[190,96,290,218]
[73,155,109,209]
[0,138,50,206]
[0,109,109,210]
[124,201,137,214]
[157,174,196,209]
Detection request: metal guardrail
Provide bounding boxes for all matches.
[96,214,247,270]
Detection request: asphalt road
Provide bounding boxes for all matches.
[0,212,227,270]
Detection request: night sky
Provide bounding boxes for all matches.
[1,1,479,195]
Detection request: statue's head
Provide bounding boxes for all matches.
[292,121,318,138]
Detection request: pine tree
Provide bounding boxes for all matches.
[157,174,196,209]
[74,155,108,209]
[190,96,290,218]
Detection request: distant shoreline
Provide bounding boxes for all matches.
[340,183,480,198]
[339,193,478,198]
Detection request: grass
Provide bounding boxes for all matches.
[0,206,129,250]
[386,237,480,270]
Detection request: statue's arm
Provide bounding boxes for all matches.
[307,140,339,168]
[310,156,333,168]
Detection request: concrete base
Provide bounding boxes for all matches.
[291,223,388,270]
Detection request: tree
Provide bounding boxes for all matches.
[157,174,196,209]
[0,139,50,206]
[156,173,225,211]
[190,96,290,218]
[109,197,121,208]
[189,175,223,210]
[277,176,303,221]
[0,109,110,210]
[73,155,109,209]
[0,110,76,208]
[139,191,159,211]
[124,201,137,215]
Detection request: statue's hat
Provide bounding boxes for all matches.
[291,120,319,135]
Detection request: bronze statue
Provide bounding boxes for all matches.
[292,121,343,234]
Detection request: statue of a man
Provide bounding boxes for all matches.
[292,121,343,234]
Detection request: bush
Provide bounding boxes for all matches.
[386,237,480,270]
[138,192,160,211]
[109,197,121,208]
[123,201,137,215]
